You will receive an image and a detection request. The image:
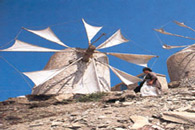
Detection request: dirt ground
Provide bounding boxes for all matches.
[0,87,194,130]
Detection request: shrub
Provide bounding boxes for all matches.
[76,92,107,102]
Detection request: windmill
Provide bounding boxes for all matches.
[154,21,195,83]
[1,19,157,95]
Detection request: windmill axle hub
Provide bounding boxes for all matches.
[82,45,96,62]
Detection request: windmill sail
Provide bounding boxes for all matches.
[97,29,129,49]
[162,44,188,49]
[23,68,64,86]
[73,59,102,94]
[23,58,82,86]
[107,52,156,67]
[24,27,69,47]
[154,28,195,40]
[82,19,102,44]
[0,40,60,52]
[109,65,142,85]
[173,21,195,32]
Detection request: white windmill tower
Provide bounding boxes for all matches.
[1,19,157,95]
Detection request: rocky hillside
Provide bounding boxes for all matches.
[0,85,195,130]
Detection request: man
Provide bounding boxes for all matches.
[134,67,161,96]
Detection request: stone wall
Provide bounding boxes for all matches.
[167,49,195,82]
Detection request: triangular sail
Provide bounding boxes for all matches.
[82,19,102,44]
[24,27,69,47]
[0,40,60,52]
[154,28,195,40]
[23,58,82,86]
[73,59,102,94]
[107,52,157,67]
[109,65,142,85]
[173,21,195,32]
[162,44,188,49]
[23,68,64,86]
[97,29,129,49]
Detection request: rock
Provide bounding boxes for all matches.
[29,123,43,127]
[102,90,135,103]
[2,84,195,130]
[181,97,195,101]
[162,111,195,124]
[70,112,80,116]
[192,90,195,96]
[137,125,164,130]
[98,115,107,119]
[121,102,133,106]
[115,101,120,104]
[62,122,71,127]
[168,81,180,88]
[130,115,150,129]
[117,118,128,123]
[104,111,112,114]
[98,124,108,128]
[114,128,126,130]
[166,123,178,129]
[55,93,73,102]
[186,107,195,113]
[122,90,136,98]
[68,122,83,129]
[102,94,125,103]
[51,121,63,127]
[175,105,191,112]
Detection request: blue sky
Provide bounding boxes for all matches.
[1,0,195,101]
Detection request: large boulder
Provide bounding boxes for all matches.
[129,115,150,129]
[161,111,195,125]
[32,48,110,95]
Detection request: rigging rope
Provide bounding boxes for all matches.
[14,28,23,39]
[153,31,164,46]
[122,32,157,56]
[151,57,159,69]
[0,56,33,90]
[153,31,174,53]
[0,28,23,49]
[160,20,172,28]
[0,39,14,49]
[120,31,161,69]
[130,40,156,56]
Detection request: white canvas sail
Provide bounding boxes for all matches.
[23,68,64,86]
[107,52,156,67]
[82,19,102,44]
[109,65,142,85]
[0,40,60,52]
[24,27,69,47]
[73,59,102,94]
[162,44,187,49]
[154,28,195,40]
[23,58,82,86]
[173,21,195,32]
[97,29,129,49]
